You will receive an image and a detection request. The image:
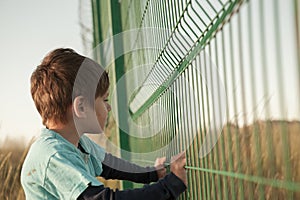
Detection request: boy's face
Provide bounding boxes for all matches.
[94,90,111,131]
[74,90,111,134]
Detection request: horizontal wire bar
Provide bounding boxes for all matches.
[185,166,300,192]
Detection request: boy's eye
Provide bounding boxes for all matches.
[104,99,109,102]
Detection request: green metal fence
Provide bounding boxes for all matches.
[89,0,300,199]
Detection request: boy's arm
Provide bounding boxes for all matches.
[100,153,159,183]
[78,172,186,200]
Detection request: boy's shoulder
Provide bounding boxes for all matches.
[21,128,79,185]
[33,128,77,154]
[24,129,79,166]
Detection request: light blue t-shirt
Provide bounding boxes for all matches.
[21,128,106,200]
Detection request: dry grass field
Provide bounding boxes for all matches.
[187,120,300,200]
[0,140,27,200]
[1,120,299,199]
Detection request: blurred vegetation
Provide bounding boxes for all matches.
[0,139,27,200]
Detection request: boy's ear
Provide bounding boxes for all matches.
[73,96,87,118]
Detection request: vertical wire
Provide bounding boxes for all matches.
[163,92,167,155]
[247,1,267,199]
[182,70,191,198]
[165,89,170,164]
[161,94,163,151]
[195,55,208,199]
[165,0,171,30]
[295,0,300,111]
[162,88,172,159]
[183,70,194,199]
[187,67,198,199]
[154,0,162,66]
[179,75,188,199]
[169,0,175,34]
[272,1,293,198]
[154,1,162,57]
[145,22,151,74]
[154,97,157,151]
[208,42,222,199]
[179,73,187,198]
[294,7,300,197]
[213,34,230,200]
[167,90,171,157]
[148,0,155,65]
[144,1,151,71]
[176,78,181,158]
[149,1,156,66]
[159,0,166,49]
[202,46,213,200]
[205,44,217,200]
[236,6,251,199]
[258,0,277,198]
[149,0,156,152]
[173,0,179,27]
[156,95,160,156]
[173,79,178,161]
[228,17,244,199]
[168,84,174,165]
[149,107,156,152]
[168,87,173,159]
[200,51,211,199]
[189,59,203,199]
[158,92,162,157]
[155,94,159,152]
[159,95,162,156]
[221,24,236,200]
[162,0,169,46]
[176,79,181,162]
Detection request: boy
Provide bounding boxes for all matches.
[21,48,187,199]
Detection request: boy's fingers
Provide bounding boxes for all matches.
[155,156,167,167]
[177,158,186,167]
[179,152,186,158]
[171,152,186,163]
[157,156,166,164]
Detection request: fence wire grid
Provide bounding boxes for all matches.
[83,0,300,199]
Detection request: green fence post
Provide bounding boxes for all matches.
[110,0,133,189]
[91,0,102,61]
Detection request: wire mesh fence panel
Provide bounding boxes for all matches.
[89,0,300,199]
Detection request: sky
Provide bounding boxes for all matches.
[0,0,83,145]
[0,0,299,148]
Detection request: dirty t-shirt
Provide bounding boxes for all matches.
[21,128,106,199]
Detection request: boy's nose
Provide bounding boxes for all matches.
[107,103,111,112]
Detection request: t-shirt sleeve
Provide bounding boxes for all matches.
[44,151,103,200]
[101,153,159,183]
[77,172,187,200]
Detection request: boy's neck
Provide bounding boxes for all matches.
[47,122,81,147]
